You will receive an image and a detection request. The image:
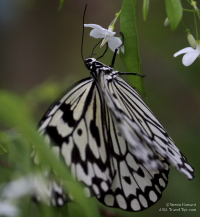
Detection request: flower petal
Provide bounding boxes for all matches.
[84,24,116,36]
[90,29,105,38]
[84,23,104,30]
[108,37,123,53]
[100,35,110,47]
[174,47,194,57]
[182,50,200,66]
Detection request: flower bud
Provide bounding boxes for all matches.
[164,18,170,27]
[186,29,196,49]
[191,1,198,10]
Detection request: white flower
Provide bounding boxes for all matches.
[0,201,19,217]
[84,24,124,53]
[173,41,200,66]
[0,175,50,217]
[2,174,49,202]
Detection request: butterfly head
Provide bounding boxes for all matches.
[84,58,97,70]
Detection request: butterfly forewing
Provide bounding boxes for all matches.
[34,78,113,205]
[98,72,164,171]
[99,72,194,180]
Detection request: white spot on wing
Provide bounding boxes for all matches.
[162,172,167,181]
[116,194,127,209]
[159,178,166,187]
[149,191,157,202]
[92,184,100,195]
[155,185,161,194]
[104,194,114,206]
[131,199,141,211]
[101,181,108,192]
[139,194,148,208]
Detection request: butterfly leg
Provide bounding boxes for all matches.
[96,42,108,60]
[110,32,124,68]
[88,39,103,58]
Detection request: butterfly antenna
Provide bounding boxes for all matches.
[110,32,124,68]
[81,4,88,62]
[88,39,108,60]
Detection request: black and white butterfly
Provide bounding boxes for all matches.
[32,10,194,211]
[32,43,194,211]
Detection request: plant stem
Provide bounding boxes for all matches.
[109,10,121,29]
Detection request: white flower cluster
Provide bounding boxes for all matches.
[0,174,48,217]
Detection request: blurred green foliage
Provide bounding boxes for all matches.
[0,91,100,217]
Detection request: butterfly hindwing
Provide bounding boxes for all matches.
[97,108,169,211]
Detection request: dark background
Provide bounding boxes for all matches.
[0,0,199,216]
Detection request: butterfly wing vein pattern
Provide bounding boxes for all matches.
[34,58,194,211]
[97,107,169,211]
[101,76,194,179]
[36,78,112,205]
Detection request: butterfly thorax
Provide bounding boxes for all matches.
[84,58,117,81]
[84,57,113,72]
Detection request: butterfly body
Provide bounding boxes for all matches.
[34,57,194,211]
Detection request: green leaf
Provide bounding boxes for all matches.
[165,0,183,30]
[143,0,149,21]
[120,0,146,96]
[59,0,66,10]
[0,91,100,217]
